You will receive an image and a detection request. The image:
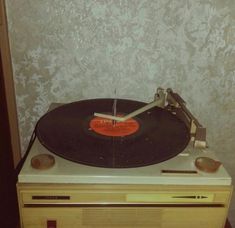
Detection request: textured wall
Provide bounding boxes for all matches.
[6,0,235,224]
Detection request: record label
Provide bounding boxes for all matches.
[89,116,139,137]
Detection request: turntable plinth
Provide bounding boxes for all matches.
[17,183,232,228]
[17,93,233,227]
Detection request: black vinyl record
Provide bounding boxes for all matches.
[36,99,190,168]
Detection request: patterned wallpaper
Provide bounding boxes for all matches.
[6,0,235,224]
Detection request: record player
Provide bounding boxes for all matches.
[17,88,232,228]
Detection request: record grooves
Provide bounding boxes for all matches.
[36,99,190,168]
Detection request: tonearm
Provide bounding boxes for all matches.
[94,87,206,148]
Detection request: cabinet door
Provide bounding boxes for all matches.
[22,206,226,228]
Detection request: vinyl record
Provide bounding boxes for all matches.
[36,99,190,168]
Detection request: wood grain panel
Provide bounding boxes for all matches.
[0,0,21,167]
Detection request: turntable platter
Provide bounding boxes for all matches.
[36,99,190,168]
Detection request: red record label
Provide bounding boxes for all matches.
[90,116,140,137]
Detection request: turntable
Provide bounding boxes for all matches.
[17,88,232,228]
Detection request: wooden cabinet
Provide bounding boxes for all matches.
[17,183,232,228]
[0,0,21,168]
[1,0,21,227]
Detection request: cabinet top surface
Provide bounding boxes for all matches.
[18,139,232,186]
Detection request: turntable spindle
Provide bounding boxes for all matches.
[112,98,117,126]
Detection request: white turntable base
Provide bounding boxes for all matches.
[17,100,233,228]
[18,138,231,186]
[17,139,233,228]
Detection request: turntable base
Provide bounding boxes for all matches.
[17,183,232,228]
[17,96,233,228]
